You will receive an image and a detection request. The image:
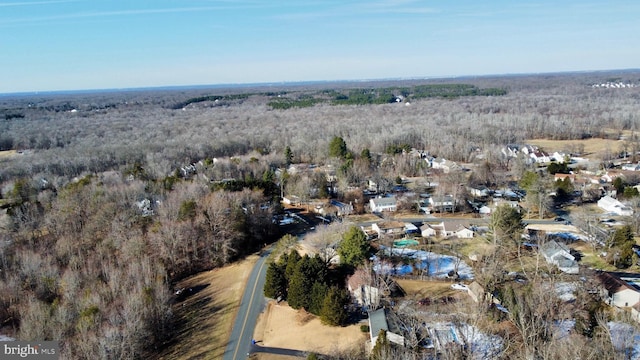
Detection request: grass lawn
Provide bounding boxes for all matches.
[526,130,634,158]
[157,255,258,360]
[396,278,458,300]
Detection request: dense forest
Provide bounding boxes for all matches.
[1,70,640,358]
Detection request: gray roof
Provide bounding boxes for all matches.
[369,308,389,338]
[541,240,570,259]
[371,196,397,206]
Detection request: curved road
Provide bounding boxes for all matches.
[223,250,270,360]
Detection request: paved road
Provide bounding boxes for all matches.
[223,250,270,360]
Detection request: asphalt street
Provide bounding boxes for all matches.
[223,250,269,360]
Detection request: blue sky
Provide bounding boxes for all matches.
[1,0,638,93]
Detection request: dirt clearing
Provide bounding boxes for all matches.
[253,301,368,359]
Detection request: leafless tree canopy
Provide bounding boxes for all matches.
[1,70,639,357]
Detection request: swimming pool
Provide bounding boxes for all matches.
[393,239,420,247]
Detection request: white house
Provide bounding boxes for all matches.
[429,195,455,212]
[347,269,381,310]
[372,220,405,238]
[468,186,490,198]
[530,150,551,163]
[420,222,445,238]
[453,226,475,239]
[370,196,397,212]
[598,195,633,216]
[598,272,640,309]
[429,158,459,173]
[540,241,579,274]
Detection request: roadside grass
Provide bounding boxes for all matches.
[157,255,258,360]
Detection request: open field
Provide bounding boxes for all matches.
[527,134,630,158]
[253,301,367,359]
[0,150,17,158]
[157,255,258,360]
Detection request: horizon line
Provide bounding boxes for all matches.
[2,68,639,97]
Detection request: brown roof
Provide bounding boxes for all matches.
[598,272,640,294]
[376,220,405,230]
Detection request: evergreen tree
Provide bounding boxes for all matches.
[361,148,372,163]
[264,261,287,299]
[262,168,275,183]
[338,226,370,267]
[285,249,302,283]
[308,281,329,315]
[320,287,350,326]
[519,170,539,191]
[623,186,640,198]
[613,177,625,195]
[287,255,314,309]
[329,136,348,159]
[284,146,293,166]
[370,329,390,360]
[490,204,523,246]
[555,177,574,199]
[608,225,636,268]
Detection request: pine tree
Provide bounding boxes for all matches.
[370,329,390,360]
[284,250,301,283]
[338,226,370,267]
[264,261,287,299]
[284,146,293,166]
[308,281,328,315]
[287,255,313,309]
[320,287,349,326]
[328,136,348,159]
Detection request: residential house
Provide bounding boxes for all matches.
[347,269,381,310]
[501,145,519,158]
[420,222,446,238]
[554,173,576,183]
[370,196,397,212]
[492,198,520,212]
[420,220,474,238]
[329,199,353,216]
[598,195,634,216]
[551,151,568,163]
[479,205,492,215]
[453,226,475,239]
[522,145,551,164]
[372,221,405,238]
[622,163,640,171]
[429,158,460,173]
[468,186,491,198]
[598,272,640,309]
[369,308,405,348]
[540,240,579,274]
[429,195,455,212]
[404,223,419,235]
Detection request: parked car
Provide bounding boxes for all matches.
[451,283,469,291]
